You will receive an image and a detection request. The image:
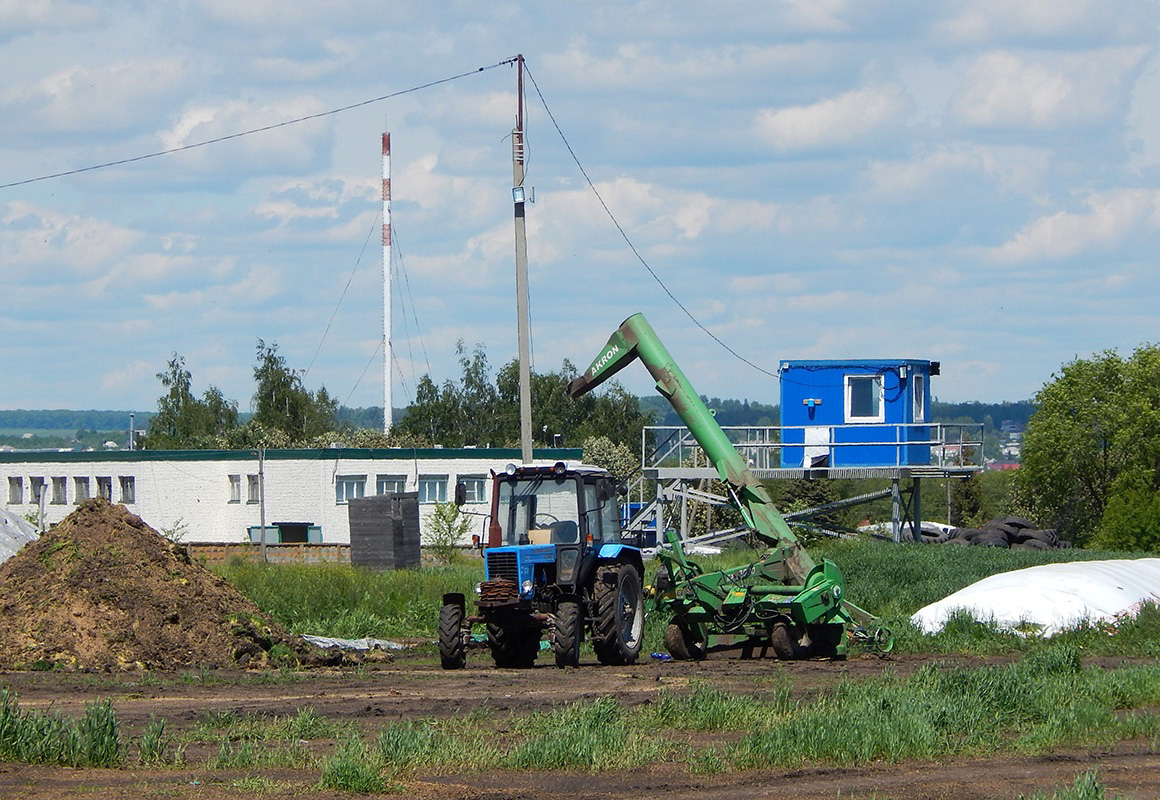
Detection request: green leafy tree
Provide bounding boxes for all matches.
[1017,344,1160,546]
[143,354,238,449]
[251,340,338,442]
[396,344,653,450]
[580,436,638,482]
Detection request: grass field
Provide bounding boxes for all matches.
[216,538,1159,659]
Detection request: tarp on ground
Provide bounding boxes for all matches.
[911,558,1160,637]
[0,508,38,564]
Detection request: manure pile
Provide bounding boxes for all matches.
[0,499,304,670]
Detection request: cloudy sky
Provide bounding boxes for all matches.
[2,1,1158,415]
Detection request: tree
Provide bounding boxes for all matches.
[143,354,238,449]
[396,343,654,450]
[250,340,338,442]
[1016,344,1160,547]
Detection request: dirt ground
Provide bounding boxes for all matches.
[1,651,1157,800]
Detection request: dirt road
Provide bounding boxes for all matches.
[1,652,1156,799]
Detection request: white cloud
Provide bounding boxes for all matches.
[935,0,1152,44]
[989,190,1160,262]
[0,201,141,272]
[866,144,1050,198]
[0,0,101,37]
[952,48,1149,129]
[754,86,910,152]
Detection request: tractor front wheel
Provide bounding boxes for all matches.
[552,600,583,668]
[591,564,644,665]
[437,602,466,670]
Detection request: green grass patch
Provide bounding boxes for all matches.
[215,562,481,639]
[0,689,124,767]
[189,706,352,744]
[1020,769,1130,800]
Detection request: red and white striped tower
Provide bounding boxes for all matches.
[382,131,392,433]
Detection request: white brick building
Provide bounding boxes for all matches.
[0,447,579,544]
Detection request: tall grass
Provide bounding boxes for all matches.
[217,539,1157,657]
[216,561,481,638]
[0,689,124,767]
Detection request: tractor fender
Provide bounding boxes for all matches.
[442,592,466,609]
[595,544,644,577]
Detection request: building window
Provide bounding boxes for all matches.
[119,476,136,504]
[51,477,67,505]
[247,474,260,504]
[96,477,112,501]
[458,475,487,503]
[418,475,448,504]
[29,477,46,504]
[376,474,407,495]
[74,477,90,503]
[7,477,21,505]
[845,375,884,422]
[913,374,926,423]
[228,475,241,503]
[336,475,366,504]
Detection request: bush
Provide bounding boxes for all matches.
[1093,488,1160,553]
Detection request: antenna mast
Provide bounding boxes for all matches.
[382,131,393,433]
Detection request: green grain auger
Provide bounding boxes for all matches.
[569,313,892,659]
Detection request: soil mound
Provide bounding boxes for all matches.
[0,499,302,670]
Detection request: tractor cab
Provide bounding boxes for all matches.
[487,462,621,548]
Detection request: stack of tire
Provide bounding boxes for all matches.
[923,517,1071,550]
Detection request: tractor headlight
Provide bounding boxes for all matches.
[473,583,483,596]
[521,579,534,597]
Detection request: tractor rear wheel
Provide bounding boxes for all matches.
[552,601,583,668]
[664,622,706,661]
[487,623,539,668]
[437,603,467,670]
[591,564,644,665]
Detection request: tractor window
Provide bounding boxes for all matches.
[496,476,580,546]
[584,484,602,542]
[599,485,620,542]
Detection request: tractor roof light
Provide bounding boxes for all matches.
[552,461,567,475]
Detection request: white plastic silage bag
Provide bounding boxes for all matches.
[910,558,1160,637]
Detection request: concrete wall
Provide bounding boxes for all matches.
[0,447,580,545]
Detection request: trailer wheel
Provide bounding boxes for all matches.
[805,623,845,659]
[487,623,539,669]
[664,622,705,661]
[770,622,806,660]
[552,601,583,668]
[591,564,644,665]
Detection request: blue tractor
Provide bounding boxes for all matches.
[438,461,645,669]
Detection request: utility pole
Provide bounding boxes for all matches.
[512,54,534,463]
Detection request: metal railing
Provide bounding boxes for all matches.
[641,422,986,471]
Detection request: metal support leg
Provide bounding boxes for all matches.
[911,478,923,542]
[891,478,902,543]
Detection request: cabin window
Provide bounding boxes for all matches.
[845,375,884,422]
[913,374,926,422]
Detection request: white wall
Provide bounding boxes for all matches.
[0,448,575,545]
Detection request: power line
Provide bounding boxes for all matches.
[305,207,382,379]
[522,62,777,380]
[0,57,519,190]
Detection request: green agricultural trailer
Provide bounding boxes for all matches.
[568,313,892,659]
